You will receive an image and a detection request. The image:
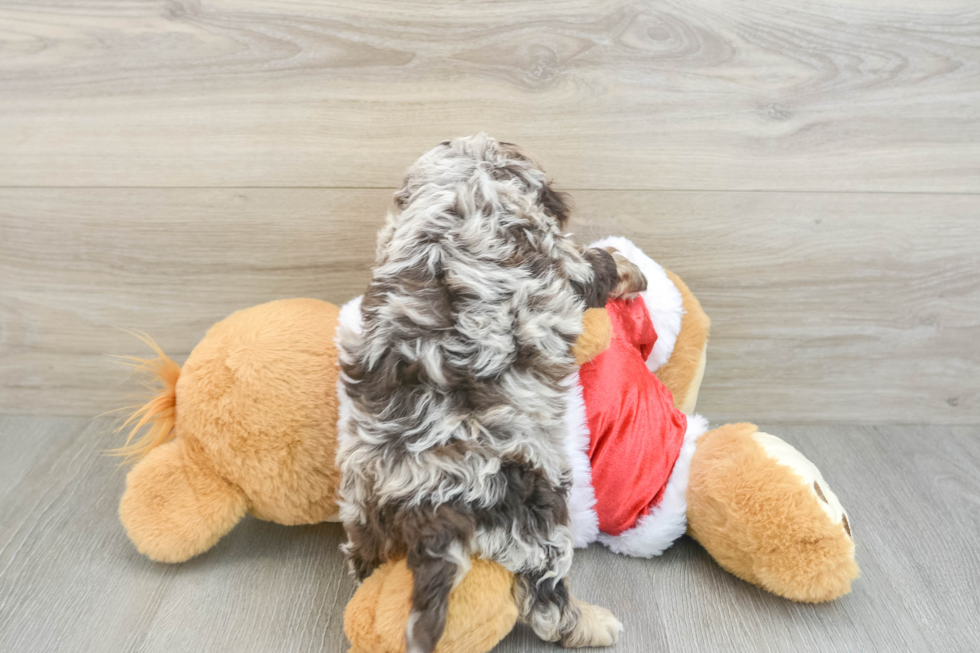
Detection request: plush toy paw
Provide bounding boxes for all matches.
[572,308,612,365]
[344,557,517,653]
[560,602,622,648]
[687,423,859,603]
[119,438,248,563]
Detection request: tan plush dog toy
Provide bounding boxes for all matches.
[116,244,857,653]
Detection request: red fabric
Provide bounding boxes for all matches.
[578,297,688,536]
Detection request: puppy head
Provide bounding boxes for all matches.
[388,134,570,235]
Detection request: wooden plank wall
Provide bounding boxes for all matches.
[1,1,978,422]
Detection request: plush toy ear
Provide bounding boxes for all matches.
[119,438,248,563]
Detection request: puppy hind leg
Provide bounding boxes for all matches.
[342,517,388,582]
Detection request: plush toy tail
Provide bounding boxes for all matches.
[108,332,181,464]
[111,332,248,563]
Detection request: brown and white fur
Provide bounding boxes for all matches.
[337,134,643,652]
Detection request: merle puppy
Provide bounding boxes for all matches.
[338,134,644,652]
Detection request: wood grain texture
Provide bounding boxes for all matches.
[0,188,385,416]
[1,418,978,652]
[2,188,978,423]
[1,0,979,190]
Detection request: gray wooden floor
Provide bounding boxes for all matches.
[1,416,978,652]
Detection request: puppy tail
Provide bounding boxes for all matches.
[406,543,470,653]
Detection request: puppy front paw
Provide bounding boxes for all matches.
[605,247,647,300]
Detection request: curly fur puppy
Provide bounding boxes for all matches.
[337,134,644,652]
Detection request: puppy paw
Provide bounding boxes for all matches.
[561,603,623,648]
[605,247,647,299]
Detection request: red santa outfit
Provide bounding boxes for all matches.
[564,237,709,556]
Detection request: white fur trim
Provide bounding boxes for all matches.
[597,413,709,557]
[563,371,599,548]
[588,236,684,372]
[335,295,363,445]
[338,294,364,337]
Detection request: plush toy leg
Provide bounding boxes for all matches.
[344,557,517,653]
[119,438,248,563]
[686,423,859,602]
